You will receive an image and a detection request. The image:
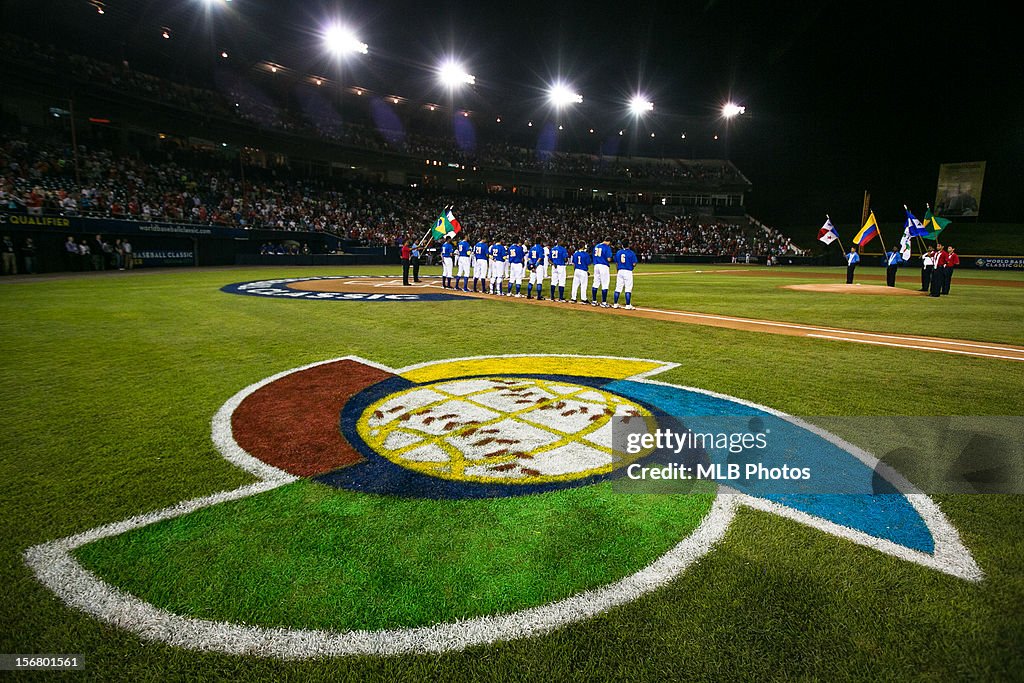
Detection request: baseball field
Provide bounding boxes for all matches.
[2,263,1022,680]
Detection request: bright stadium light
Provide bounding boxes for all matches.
[323,23,368,57]
[438,59,475,88]
[722,102,746,118]
[548,82,583,108]
[629,95,654,116]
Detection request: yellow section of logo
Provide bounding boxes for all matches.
[356,376,655,484]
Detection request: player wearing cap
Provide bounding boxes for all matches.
[456,235,472,291]
[570,245,591,304]
[488,239,507,295]
[472,237,490,292]
[440,236,455,289]
[613,243,638,309]
[549,242,569,302]
[591,238,613,307]
[506,240,527,297]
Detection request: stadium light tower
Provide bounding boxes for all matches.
[721,102,746,118]
[548,82,583,108]
[438,59,475,88]
[629,95,654,116]
[323,23,368,57]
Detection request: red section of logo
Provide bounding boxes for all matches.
[231,359,393,476]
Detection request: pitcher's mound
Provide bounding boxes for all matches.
[783,283,925,296]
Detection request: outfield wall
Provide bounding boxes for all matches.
[0,212,345,272]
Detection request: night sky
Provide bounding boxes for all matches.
[4,1,1021,227]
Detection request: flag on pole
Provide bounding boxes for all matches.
[818,218,840,245]
[852,211,880,247]
[899,225,913,262]
[431,208,463,239]
[446,209,463,235]
[903,208,929,237]
[922,208,951,241]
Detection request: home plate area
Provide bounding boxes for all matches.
[358,377,650,484]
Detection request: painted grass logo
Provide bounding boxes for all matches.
[24,355,982,659]
[222,276,467,302]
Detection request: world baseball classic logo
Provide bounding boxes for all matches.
[24,355,981,658]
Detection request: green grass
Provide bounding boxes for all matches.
[629,264,1024,344]
[75,480,713,631]
[1,266,1022,681]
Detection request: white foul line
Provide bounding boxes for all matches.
[807,335,1024,362]
[635,306,1024,359]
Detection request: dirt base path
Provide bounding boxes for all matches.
[290,277,1024,363]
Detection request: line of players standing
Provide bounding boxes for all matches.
[438,236,639,309]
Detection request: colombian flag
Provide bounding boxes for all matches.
[852,211,879,247]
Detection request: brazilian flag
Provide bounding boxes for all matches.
[431,208,463,240]
[922,208,951,241]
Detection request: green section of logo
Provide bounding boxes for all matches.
[74,480,713,632]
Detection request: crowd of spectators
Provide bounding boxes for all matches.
[0,129,802,259]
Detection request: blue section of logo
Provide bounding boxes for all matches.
[606,380,935,554]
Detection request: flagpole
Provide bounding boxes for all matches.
[873,211,888,255]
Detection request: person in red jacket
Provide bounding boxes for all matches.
[929,243,947,297]
[942,245,960,295]
[400,240,412,286]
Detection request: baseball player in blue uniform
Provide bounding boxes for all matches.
[440,237,455,289]
[488,240,508,294]
[527,240,546,300]
[473,238,489,292]
[591,238,614,307]
[613,243,638,309]
[549,242,569,301]
[506,241,527,297]
[570,245,591,303]
[456,236,472,291]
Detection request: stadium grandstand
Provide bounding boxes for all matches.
[0,33,804,272]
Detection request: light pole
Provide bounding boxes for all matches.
[720,102,746,160]
[438,59,475,151]
[322,22,368,124]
